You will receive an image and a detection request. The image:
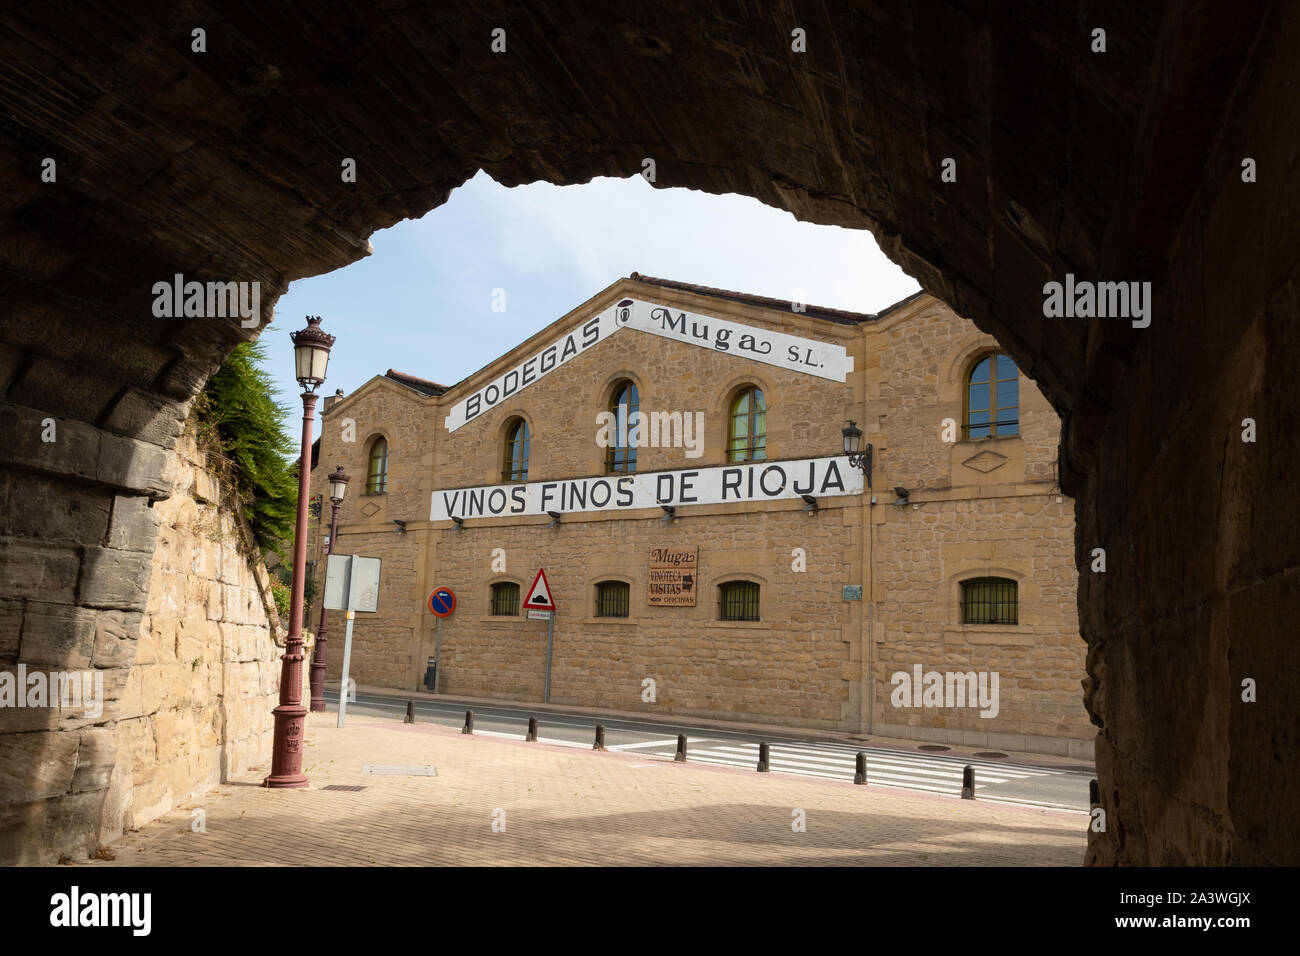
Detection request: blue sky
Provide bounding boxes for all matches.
[265,171,919,427]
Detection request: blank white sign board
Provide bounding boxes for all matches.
[323,554,382,612]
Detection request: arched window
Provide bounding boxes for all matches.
[490,582,520,616]
[964,353,1019,439]
[719,580,761,621]
[502,418,530,482]
[365,437,388,494]
[595,580,630,618]
[727,386,767,462]
[605,380,640,473]
[960,577,1019,625]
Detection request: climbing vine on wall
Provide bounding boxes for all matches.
[190,336,300,561]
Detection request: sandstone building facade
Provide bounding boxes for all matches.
[307,274,1090,757]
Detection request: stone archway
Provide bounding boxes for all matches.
[1,1,1295,864]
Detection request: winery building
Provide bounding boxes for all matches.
[306,273,1091,757]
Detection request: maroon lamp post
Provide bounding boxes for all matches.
[308,465,349,712]
[265,315,335,789]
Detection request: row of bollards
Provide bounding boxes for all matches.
[515,715,610,751]
[431,708,1032,804]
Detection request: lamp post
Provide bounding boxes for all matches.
[842,420,873,488]
[265,315,334,789]
[308,466,349,713]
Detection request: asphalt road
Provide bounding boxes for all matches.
[322,690,1094,811]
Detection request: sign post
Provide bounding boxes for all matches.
[324,553,382,728]
[544,614,554,703]
[523,569,556,703]
[427,586,456,694]
[337,610,356,727]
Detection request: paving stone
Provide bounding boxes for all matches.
[82,715,1085,867]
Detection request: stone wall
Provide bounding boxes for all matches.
[0,431,289,864]
[431,507,857,727]
[865,297,1089,754]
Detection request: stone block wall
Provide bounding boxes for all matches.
[429,505,857,728]
[106,433,291,840]
[0,430,292,863]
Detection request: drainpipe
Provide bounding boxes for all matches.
[865,499,875,735]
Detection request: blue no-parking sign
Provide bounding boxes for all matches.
[428,586,456,618]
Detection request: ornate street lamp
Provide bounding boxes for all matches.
[265,316,334,789]
[842,420,873,488]
[308,466,349,713]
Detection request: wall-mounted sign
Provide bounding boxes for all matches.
[617,297,854,383]
[842,585,863,601]
[431,456,862,521]
[648,547,697,607]
[443,312,619,432]
[442,297,854,432]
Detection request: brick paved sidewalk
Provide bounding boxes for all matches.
[81,715,1086,866]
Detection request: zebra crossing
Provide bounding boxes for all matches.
[640,737,1079,806]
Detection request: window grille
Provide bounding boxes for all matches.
[491,582,520,616]
[595,581,630,617]
[961,577,1018,625]
[719,581,760,621]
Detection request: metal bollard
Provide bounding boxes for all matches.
[961,764,975,799]
[593,724,607,751]
[404,700,415,724]
[674,733,687,762]
[1089,778,1100,808]
[756,742,770,772]
[854,751,867,785]
[526,716,538,742]
[462,709,474,734]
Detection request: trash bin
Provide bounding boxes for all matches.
[424,657,437,692]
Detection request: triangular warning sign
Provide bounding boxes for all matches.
[523,568,555,610]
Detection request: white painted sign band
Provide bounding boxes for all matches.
[430,456,862,521]
[616,297,854,383]
[443,308,622,432]
[443,298,854,432]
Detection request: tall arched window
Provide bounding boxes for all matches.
[964,353,1019,439]
[606,380,639,473]
[727,386,767,462]
[502,418,530,482]
[365,437,388,494]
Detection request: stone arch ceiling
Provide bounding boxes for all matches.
[1,1,1296,864]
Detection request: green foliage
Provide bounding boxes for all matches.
[191,335,299,561]
[270,578,291,621]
